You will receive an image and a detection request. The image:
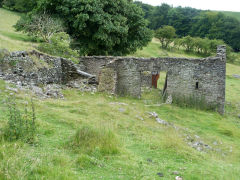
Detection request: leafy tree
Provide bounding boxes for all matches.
[2,0,37,12]
[191,11,240,51]
[150,4,171,30]
[180,36,195,52]
[155,26,176,49]
[135,2,240,52]
[134,1,154,20]
[15,13,65,42]
[33,0,152,56]
[38,32,78,59]
[168,7,200,37]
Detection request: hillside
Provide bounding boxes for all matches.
[0,8,36,51]
[0,8,240,180]
[220,11,240,21]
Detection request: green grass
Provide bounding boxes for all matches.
[220,11,240,21]
[0,8,36,51]
[0,7,240,180]
[131,38,205,58]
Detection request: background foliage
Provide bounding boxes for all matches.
[135,1,240,52]
[20,0,153,56]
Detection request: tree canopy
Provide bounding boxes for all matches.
[135,1,240,52]
[22,0,152,56]
[155,26,176,48]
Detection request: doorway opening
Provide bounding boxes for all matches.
[156,71,168,96]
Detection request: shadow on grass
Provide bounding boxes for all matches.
[0,31,36,42]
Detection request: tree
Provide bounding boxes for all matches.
[31,0,152,56]
[180,36,194,52]
[150,4,171,30]
[155,26,176,49]
[2,0,37,12]
[15,13,65,42]
[38,32,78,59]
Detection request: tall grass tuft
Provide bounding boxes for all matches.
[1,96,36,143]
[171,93,218,111]
[70,125,120,156]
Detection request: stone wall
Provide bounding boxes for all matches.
[95,46,226,114]
[0,50,91,86]
[80,56,117,79]
[0,46,226,114]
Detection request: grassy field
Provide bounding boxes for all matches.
[0,8,36,51]
[0,8,240,180]
[220,11,240,21]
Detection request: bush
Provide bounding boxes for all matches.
[70,125,120,156]
[31,0,153,56]
[1,96,36,143]
[14,13,65,43]
[2,0,37,12]
[155,26,176,49]
[37,32,78,59]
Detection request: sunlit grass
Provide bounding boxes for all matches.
[0,8,36,51]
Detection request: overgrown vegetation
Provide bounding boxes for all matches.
[38,32,78,59]
[15,0,153,56]
[1,0,37,12]
[171,94,218,111]
[70,125,120,155]
[14,13,65,43]
[1,96,36,143]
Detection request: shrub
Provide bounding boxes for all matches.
[2,96,36,143]
[2,0,37,12]
[37,32,78,59]
[155,26,176,49]
[70,125,120,156]
[14,13,65,43]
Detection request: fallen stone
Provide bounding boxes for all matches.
[232,74,240,79]
[238,114,240,119]
[6,86,18,93]
[157,172,164,177]
[109,102,128,106]
[118,108,126,113]
[172,171,180,175]
[31,86,44,97]
[147,158,152,162]
[148,112,158,118]
[136,115,144,121]
[156,118,169,125]
[175,176,183,180]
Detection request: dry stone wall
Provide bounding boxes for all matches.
[93,45,226,114]
[0,50,88,86]
[0,46,226,114]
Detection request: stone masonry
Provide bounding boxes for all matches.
[0,46,226,114]
[95,45,226,114]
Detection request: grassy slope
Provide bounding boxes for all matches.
[0,8,240,180]
[220,11,240,21]
[0,8,36,51]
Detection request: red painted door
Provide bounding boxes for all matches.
[152,74,159,88]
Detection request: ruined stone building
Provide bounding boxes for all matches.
[82,46,226,114]
[0,46,226,114]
